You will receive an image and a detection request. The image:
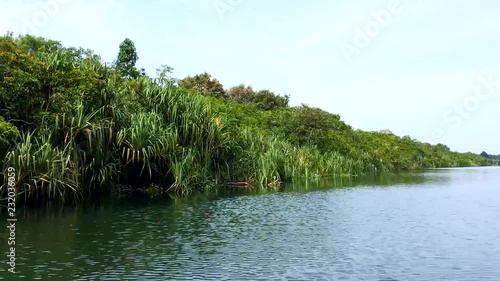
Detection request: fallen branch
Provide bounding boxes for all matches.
[223,182,254,189]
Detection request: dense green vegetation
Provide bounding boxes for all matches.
[480,151,500,164]
[0,34,494,206]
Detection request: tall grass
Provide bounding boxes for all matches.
[230,128,371,189]
[1,77,421,205]
[3,130,80,205]
[79,121,122,194]
[116,112,176,178]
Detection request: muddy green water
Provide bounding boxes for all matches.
[1,167,500,280]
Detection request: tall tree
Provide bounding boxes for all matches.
[251,90,289,110]
[116,38,139,79]
[227,84,255,102]
[179,72,226,98]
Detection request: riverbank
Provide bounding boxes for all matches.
[0,35,495,206]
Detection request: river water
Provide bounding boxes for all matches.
[1,167,499,280]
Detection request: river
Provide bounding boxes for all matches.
[1,167,499,280]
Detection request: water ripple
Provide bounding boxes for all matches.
[2,167,500,280]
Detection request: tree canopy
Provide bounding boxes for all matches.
[116,38,140,79]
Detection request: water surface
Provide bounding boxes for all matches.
[1,167,499,280]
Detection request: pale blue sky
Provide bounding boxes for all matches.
[1,0,499,154]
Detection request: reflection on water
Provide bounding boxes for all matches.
[1,167,500,280]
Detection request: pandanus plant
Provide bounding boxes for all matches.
[2,130,80,205]
[116,112,177,184]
